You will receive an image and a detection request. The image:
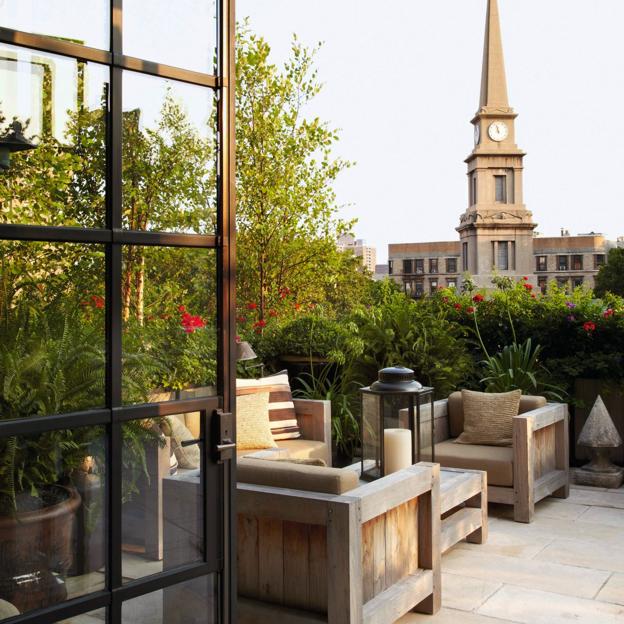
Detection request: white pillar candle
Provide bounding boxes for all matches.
[384,429,413,475]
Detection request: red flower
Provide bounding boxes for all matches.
[442,297,449,304]
[531,294,537,299]
[523,276,529,281]
[472,294,485,303]
[604,309,615,318]
[279,287,291,300]
[246,302,258,310]
[181,312,206,333]
[236,316,247,324]
[523,283,533,291]
[235,335,242,343]
[178,305,186,313]
[454,303,462,310]
[253,319,267,329]
[294,303,302,312]
[466,306,475,314]
[583,321,596,333]
[91,295,105,309]
[269,309,278,317]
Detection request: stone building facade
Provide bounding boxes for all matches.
[389,0,614,296]
[338,235,377,274]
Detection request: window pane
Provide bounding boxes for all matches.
[497,242,509,270]
[122,414,204,581]
[0,426,106,615]
[0,45,108,227]
[495,175,507,203]
[122,574,217,623]
[55,609,106,623]
[122,72,217,234]
[121,246,217,405]
[0,241,106,417]
[0,1,109,50]
[123,0,217,74]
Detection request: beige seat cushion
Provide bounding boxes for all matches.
[456,389,522,446]
[237,439,330,466]
[237,458,358,495]
[449,391,547,438]
[422,439,513,487]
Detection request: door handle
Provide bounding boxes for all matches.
[215,410,235,462]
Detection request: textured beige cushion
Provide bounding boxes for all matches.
[237,458,358,494]
[167,416,200,469]
[236,391,277,450]
[456,389,522,446]
[236,439,330,465]
[422,440,513,487]
[449,391,547,437]
[248,456,327,467]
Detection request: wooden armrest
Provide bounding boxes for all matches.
[293,398,331,444]
[513,402,567,432]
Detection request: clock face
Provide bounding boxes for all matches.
[474,124,481,145]
[488,121,509,142]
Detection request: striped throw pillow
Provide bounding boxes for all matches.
[236,371,301,441]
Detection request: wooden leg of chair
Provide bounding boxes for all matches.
[552,414,570,499]
[466,471,488,544]
[513,497,534,523]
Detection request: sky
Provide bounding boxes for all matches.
[2,1,623,263]
[238,0,624,262]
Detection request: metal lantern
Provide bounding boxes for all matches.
[0,121,36,171]
[360,366,434,481]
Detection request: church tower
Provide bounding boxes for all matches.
[457,0,536,287]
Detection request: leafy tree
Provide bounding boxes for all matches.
[236,25,362,319]
[595,247,624,298]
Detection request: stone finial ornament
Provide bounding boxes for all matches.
[575,395,624,488]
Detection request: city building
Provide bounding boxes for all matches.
[338,234,377,273]
[389,0,612,296]
[373,263,389,281]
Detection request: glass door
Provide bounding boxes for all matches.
[0,0,236,621]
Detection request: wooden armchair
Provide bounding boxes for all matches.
[235,461,441,624]
[421,393,569,523]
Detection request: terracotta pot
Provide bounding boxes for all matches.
[0,485,81,613]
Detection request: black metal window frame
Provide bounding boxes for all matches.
[0,0,237,621]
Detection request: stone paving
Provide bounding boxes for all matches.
[399,485,624,624]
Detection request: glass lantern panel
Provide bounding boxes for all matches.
[361,392,382,480]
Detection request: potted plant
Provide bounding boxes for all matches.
[0,312,160,613]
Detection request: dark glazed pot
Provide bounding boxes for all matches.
[0,485,81,613]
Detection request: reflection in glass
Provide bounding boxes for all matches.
[55,609,106,623]
[0,241,106,418]
[0,427,106,615]
[121,414,204,581]
[0,1,109,51]
[123,0,217,74]
[121,247,217,405]
[122,574,217,624]
[0,45,108,227]
[122,71,217,234]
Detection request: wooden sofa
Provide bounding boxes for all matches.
[233,458,441,624]
[420,392,569,523]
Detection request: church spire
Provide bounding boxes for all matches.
[479,0,510,110]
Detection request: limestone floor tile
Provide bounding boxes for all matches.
[396,606,515,624]
[566,488,624,510]
[440,572,502,612]
[597,574,624,606]
[534,538,624,574]
[441,548,610,599]
[577,505,624,528]
[478,584,624,624]
[454,526,553,559]
[532,498,589,520]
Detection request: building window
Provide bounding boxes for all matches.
[557,277,569,291]
[402,259,413,275]
[538,276,548,294]
[415,258,424,274]
[414,280,424,298]
[572,276,584,289]
[446,258,457,273]
[536,255,548,272]
[595,254,606,269]
[447,279,457,289]
[462,243,468,272]
[572,255,583,271]
[497,241,509,271]
[471,175,477,205]
[430,279,438,293]
[557,255,569,271]
[388,260,393,275]
[429,258,439,274]
[495,175,507,203]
